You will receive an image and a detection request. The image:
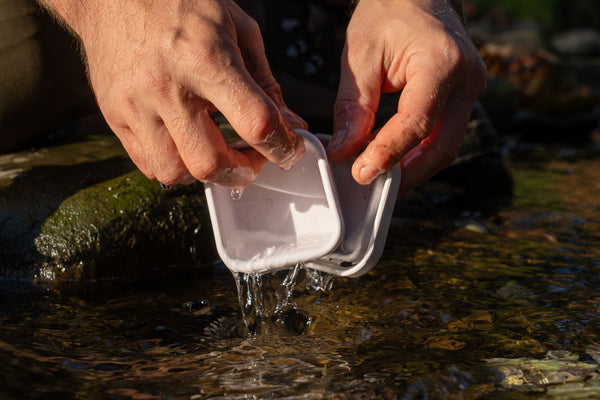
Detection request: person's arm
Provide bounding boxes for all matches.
[329,0,486,193]
[37,0,307,189]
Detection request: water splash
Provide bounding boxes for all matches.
[305,267,335,292]
[233,264,334,335]
[275,264,300,313]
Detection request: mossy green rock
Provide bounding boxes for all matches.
[35,171,216,282]
[0,124,217,283]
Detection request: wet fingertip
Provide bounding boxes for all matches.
[358,164,384,185]
[278,137,306,170]
[352,156,384,185]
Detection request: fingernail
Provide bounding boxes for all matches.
[358,164,383,185]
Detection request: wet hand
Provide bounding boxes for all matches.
[51,0,307,188]
[327,0,487,193]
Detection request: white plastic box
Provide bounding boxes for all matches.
[204,130,400,277]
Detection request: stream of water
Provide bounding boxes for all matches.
[1,146,599,399]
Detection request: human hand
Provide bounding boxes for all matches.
[327,0,487,194]
[43,0,307,188]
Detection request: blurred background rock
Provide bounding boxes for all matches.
[466,0,600,141]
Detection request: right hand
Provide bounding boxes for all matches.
[60,0,307,188]
[328,0,487,193]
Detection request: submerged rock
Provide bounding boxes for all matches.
[486,351,600,392]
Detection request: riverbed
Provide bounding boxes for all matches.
[1,141,599,399]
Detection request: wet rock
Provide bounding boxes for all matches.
[479,42,600,117]
[486,351,600,390]
[496,281,536,302]
[453,219,491,234]
[552,29,600,57]
[424,335,466,351]
[469,20,546,50]
[35,171,216,283]
[0,120,217,283]
[514,108,600,143]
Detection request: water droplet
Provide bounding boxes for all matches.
[230,189,244,201]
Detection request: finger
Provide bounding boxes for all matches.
[192,18,304,169]
[328,43,379,163]
[160,98,267,188]
[231,5,308,130]
[101,101,190,185]
[133,116,193,186]
[350,64,458,185]
[258,75,308,130]
[397,90,472,195]
[201,56,305,169]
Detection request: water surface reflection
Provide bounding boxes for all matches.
[1,155,599,399]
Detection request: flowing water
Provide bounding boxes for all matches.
[1,145,600,399]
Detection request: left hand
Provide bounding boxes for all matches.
[327,0,487,194]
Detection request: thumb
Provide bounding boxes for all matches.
[327,43,381,163]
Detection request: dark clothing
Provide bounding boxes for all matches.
[0,0,94,152]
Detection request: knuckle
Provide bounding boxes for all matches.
[194,37,220,61]
[137,67,172,101]
[190,38,237,80]
[258,77,283,101]
[442,41,464,76]
[408,116,434,143]
[154,165,185,186]
[188,156,223,182]
[244,17,261,39]
[243,106,280,145]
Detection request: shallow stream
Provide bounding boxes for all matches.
[1,145,599,399]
